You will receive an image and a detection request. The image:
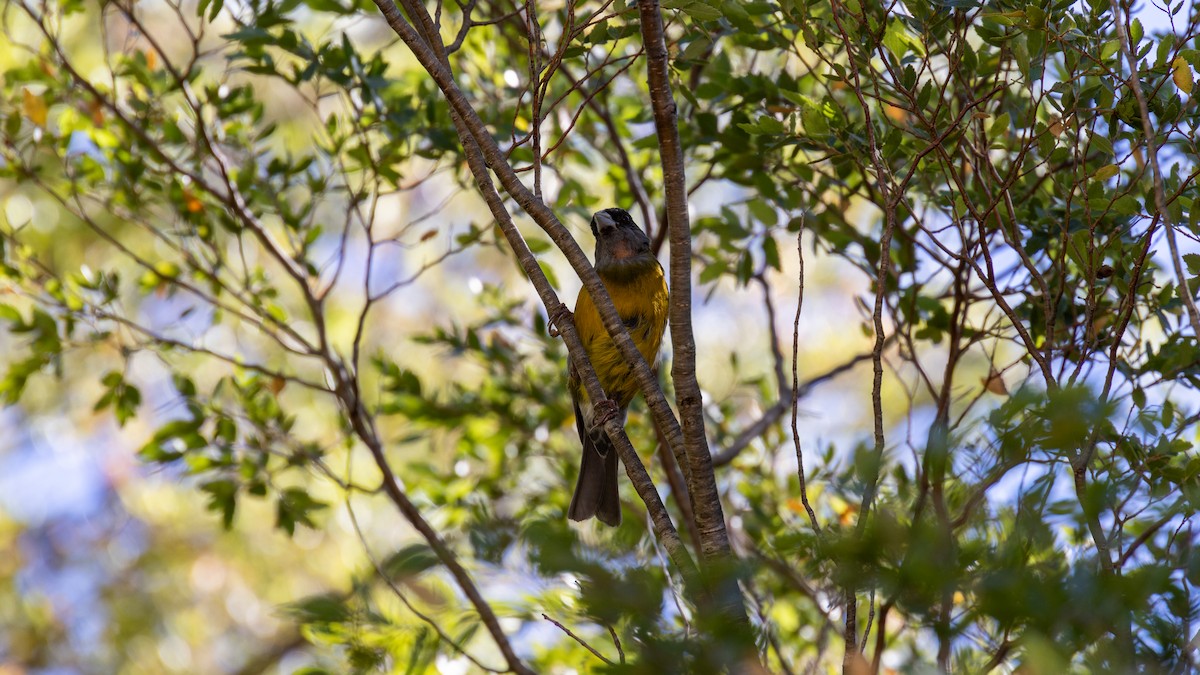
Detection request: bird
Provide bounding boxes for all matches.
[567,208,669,526]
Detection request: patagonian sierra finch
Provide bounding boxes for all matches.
[567,208,669,526]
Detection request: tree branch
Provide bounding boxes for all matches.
[636,0,753,647]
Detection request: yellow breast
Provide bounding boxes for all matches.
[572,261,669,408]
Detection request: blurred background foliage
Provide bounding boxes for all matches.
[0,0,1198,672]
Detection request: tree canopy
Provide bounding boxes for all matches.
[1,0,1199,672]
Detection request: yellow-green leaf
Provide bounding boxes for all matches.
[155,261,181,278]
[1093,164,1120,181]
[802,106,828,136]
[22,88,48,127]
[538,260,559,290]
[1173,57,1194,94]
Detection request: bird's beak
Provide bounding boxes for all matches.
[592,210,617,236]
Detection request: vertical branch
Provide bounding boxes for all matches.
[859,590,875,654]
[635,5,757,654]
[927,253,969,670]
[826,1,901,668]
[635,0,733,567]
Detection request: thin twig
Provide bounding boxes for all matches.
[541,614,615,665]
[790,223,820,532]
[606,623,625,664]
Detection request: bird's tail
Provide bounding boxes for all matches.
[568,427,622,526]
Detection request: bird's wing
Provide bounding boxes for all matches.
[570,383,593,455]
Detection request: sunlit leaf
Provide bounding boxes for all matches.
[22,88,47,127]
[1173,57,1194,94]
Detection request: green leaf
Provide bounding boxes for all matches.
[276,487,328,536]
[138,441,183,463]
[1111,195,1140,215]
[680,36,712,61]
[201,0,225,21]
[117,386,141,426]
[266,303,288,323]
[735,251,753,285]
[747,199,778,226]
[663,0,722,22]
[382,544,440,580]
[1089,133,1114,157]
[1024,3,1045,27]
[302,0,351,13]
[721,0,754,29]
[989,112,1010,139]
[1,355,51,404]
[699,261,727,284]
[285,593,350,624]
[200,479,238,529]
[1183,253,1200,276]
[756,115,785,134]
[1101,39,1121,61]
[802,105,829,136]
[882,21,910,60]
[763,235,781,270]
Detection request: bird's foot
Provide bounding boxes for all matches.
[587,399,622,449]
[548,303,572,338]
[591,399,620,429]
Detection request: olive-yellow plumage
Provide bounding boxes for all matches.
[567,208,669,527]
[571,261,668,409]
